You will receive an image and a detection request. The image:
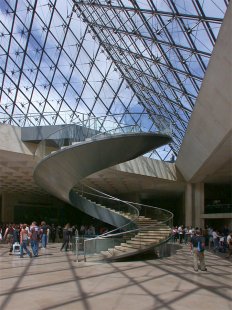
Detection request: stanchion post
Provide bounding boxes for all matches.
[75,230,79,262]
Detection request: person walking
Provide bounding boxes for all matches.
[60,223,71,252]
[20,224,32,258]
[8,224,20,255]
[4,224,14,254]
[50,224,56,242]
[225,232,232,259]
[40,221,48,249]
[190,229,207,272]
[212,229,220,252]
[178,225,184,244]
[29,221,40,257]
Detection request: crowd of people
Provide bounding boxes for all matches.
[0,221,111,257]
[0,222,231,266]
[172,224,232,271]
[0,221,57,257]
[172,225,232,252]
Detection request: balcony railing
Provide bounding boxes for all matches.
[205,204,232,214]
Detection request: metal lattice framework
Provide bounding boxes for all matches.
[0,0,229,160]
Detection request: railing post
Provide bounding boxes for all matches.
[75,236,78,261]
[75,230,79,262]
[84,239,86,262]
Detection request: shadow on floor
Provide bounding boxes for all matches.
[110,243,183,262]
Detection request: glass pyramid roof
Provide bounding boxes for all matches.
[0,0,229,160]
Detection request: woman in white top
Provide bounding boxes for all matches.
[212,229,220,252]
[226,233,232,258]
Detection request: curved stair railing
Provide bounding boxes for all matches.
[73,185,173,261]
[33,113,173,261]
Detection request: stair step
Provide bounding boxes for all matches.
[123,244,146,250]
[139,233,170,237]
[137,227,168,230]
[131,237,160,242]
[114,246,128,252]
[136,222,168,225]
[135,235,167,240]
[136,221,167,224]
[139,228,170,232]
[114,246,137,253]
[107,248,130,256]
[107,248,116,255]
[136,217,155,220]
[101,251,112,258]
[136,223,158,226]
[126,239,158,246]
[137,235,168,239]
[120,243,147,249]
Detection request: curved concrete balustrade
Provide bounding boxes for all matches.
[33,132,172,260]
[34,132,171,202]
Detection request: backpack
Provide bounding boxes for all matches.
[197,238,205,252]
[42,225,48,235]
[7,227,14,235]
[13,229,20,242]
[30,227,41,241]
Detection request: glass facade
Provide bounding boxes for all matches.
[0,0,228,160]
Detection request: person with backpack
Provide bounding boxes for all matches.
[20,224,32,258]
[4,224,20,255]
[29,221,40,257]
[190,228,207,272]
[3,224,14,253]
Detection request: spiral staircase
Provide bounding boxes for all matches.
[33,119,173,261]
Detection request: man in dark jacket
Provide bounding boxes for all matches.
[190,229,207,272]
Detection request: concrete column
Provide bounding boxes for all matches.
[193,183,204,229]
[185,183,193,227]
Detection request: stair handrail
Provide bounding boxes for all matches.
[34,112,172,160]
[74,184,173,260]
[125,201,174,227]
[75,184,141,236]
[77,184,173,234]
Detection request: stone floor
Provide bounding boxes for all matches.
[0,243,231,310]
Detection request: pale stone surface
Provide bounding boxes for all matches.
[115,157,181,181]
[0,243,231,310]
[0,124,36,155]
[176,3,232,183]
